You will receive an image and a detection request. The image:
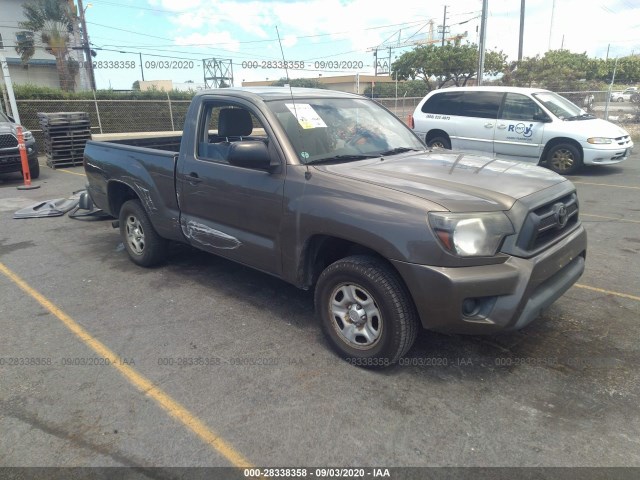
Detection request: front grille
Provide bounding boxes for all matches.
[0,134,19,149]
[615,135,632,147]
[517,193,579,253]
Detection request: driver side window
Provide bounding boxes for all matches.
[500,93,544,121]
[197,102,268,163]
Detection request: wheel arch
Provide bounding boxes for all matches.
[425,129,451,145]
[107,180,140,217]
[540,137,584,165]
[298,234,410,293]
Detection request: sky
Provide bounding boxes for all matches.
[51,0,640,89]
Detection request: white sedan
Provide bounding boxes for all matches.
[611,88,638,102]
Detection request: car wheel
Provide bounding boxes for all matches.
[427,135,451,150]
[119,199,168,267]
[24,161,40,179]
[545,143,583,175]
[315,255,418,367]
[617,97,624,103]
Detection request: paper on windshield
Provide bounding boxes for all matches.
[285,103,327,129]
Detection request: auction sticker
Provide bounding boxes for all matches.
[286,103,327,129]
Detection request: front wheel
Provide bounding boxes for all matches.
[314,255,419,368]
[545,143,583,175]
[427,135,451,150]
[119,199,168,267]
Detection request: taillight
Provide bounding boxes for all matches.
[407,114,414,129]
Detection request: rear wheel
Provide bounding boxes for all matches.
[427,135,451,150]
[314,255,418,368]
[545,143,583,175]
[119,199,167,267]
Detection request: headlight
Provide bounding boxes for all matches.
[428,212,514,257]
[587,137,613,144]
[23,130,34,141]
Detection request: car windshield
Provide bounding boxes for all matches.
[532,91,584,120]
[266,97,426,164]
[0,111,10,123]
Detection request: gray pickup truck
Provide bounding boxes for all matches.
[84,87,587,366]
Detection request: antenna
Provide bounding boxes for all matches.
[276,26,309,173]
[276,26,291,87]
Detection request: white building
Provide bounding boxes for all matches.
[0,0,86,90]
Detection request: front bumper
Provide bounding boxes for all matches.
[392,224,587,334]
[582,143,633,165]
[0,146,38,174]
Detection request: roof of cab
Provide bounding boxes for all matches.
[194,86,362,101]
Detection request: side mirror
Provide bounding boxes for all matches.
[533,112,551,123]
[227,141,276,171]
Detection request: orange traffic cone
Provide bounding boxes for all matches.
[16,125,40,190]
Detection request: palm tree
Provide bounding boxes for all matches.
[14,0,79,91]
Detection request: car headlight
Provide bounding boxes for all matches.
[587,137,613,144]
[23,130,34,141]
[428,212,514,257]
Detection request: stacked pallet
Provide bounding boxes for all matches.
[37,112,92,168]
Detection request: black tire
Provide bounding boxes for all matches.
[617,97,624,103]
[427,135,451,150]
[28,161,40,179]
[545,143,583,175]
[119,199,168,267]
[314,255,419,368]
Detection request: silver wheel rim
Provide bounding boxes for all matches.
[431,140,446,149]
[329,283,382,349]
[125,215,145,255]
[550,148,575,172]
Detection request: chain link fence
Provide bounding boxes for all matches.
[12,90,640,152]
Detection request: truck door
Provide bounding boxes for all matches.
[494,93,546,162]
[176,101,285,276]
[454,91,503,155]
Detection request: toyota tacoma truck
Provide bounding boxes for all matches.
[0,111,39,178]
[83,87,587,366]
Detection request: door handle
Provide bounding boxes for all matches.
[497,124,507,129]
[187,172,202,184]
[484,123,494,128]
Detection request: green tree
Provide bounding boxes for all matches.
[132,80,141,91]
[14,0,79,91]
[506,50,606,90]
[392,43,507,90]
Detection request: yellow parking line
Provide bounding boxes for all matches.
[573,181,640,190]
[0,261,253,469]
[57,169,86,177]
[575,283,640,302]
[581,213,640,224]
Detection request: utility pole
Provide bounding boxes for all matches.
[518,0,525,61]
[441,6,447,46]
[548,0,556,51]
[77,0,96,90]
[477,0,488,85]
[139,52,145,81]
[0,54,20,123]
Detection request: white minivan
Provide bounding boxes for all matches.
[410,86,634,174]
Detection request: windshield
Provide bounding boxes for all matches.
[266,97,425,164]
[532,91,584,120]
[0,111,10,123]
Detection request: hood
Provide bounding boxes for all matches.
[554,117,630,138]
[314,150,569,212]
[0,122,17,135]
